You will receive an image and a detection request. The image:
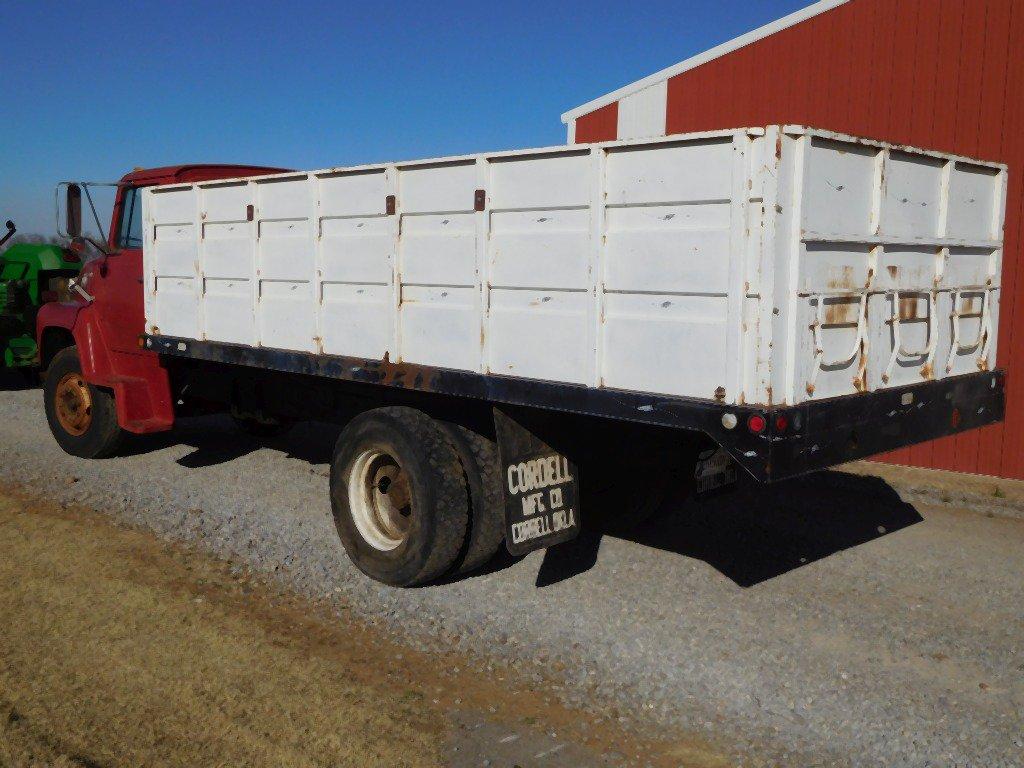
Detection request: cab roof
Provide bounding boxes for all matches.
[119,164,291,186]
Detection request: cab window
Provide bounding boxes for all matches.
[117,187,144,249]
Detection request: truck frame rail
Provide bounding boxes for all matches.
[144,334,1005,483]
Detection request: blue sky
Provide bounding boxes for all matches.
[1,0,808,235]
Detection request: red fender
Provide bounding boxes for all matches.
[37,300,174,434]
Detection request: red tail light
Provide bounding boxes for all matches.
[775,414,788,433]
[748,414,767,434]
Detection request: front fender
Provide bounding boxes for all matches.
[36,301,173,434]
[36,301,112,378]
[35,300,82,347]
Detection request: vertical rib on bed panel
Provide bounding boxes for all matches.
[476,157,490,374]
[724,131,751,404]
[592,146,607,388]
[780,132,809,406]
[743,129,779,407]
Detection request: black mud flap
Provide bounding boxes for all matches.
[493,407,581,556]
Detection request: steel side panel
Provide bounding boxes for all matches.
[141,126,1006,414]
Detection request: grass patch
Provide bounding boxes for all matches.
[0,495,443,768]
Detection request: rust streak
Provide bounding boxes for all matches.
[827,266,855,291]
[824,296,858,326]
[370,351,439,391]
[899,296,919,321]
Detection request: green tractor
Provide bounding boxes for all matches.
[0,220,83,375]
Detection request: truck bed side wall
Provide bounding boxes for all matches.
[142,126,1006,411]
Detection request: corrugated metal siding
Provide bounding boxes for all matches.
[573,0,1024,479]
[574,102,618,143]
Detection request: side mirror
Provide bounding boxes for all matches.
[66,184,82,239]
[0,220,14,248]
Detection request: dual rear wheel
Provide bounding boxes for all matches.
[329,407,505,586]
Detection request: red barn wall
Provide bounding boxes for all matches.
[574,0,1024,479]
[574,102,618,143]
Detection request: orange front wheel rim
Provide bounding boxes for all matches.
[54,373,93,436]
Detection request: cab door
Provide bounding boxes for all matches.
[93,185,148,355]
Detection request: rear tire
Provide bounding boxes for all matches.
[440,423,505,574]
[329,407,470,586]
[43,346,124,459]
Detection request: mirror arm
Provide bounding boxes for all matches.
[83,235,111,256]
[82,183,109,244]
[0,220,15,249]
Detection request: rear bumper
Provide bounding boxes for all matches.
[720,371,1006,482]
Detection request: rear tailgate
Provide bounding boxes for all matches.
[779,128,1005,405]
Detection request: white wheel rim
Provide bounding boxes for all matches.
[348,448,413,551]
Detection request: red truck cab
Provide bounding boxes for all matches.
[37,164,287,454]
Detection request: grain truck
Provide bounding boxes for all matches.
[37,127,1007,586]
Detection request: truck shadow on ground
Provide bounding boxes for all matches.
[118,417,342,468]
[113,417,924,590]
[536,471,924,589]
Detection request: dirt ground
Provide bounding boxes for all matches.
[0,487,728,768]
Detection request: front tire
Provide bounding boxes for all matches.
[43,346,125,458]
[329,407,470,586]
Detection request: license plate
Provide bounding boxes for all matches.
[694,448,738,494]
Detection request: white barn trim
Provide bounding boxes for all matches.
[561,0,852,134]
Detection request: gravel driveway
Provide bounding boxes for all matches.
[1,380,1021,767]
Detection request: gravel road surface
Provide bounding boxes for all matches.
[1,380,1021,767]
